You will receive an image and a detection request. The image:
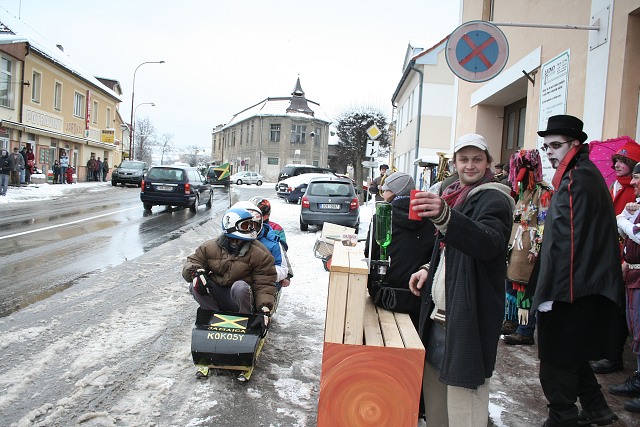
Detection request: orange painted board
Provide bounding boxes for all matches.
[318,342,425,427]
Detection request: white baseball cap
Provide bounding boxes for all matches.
[454,133,488,153]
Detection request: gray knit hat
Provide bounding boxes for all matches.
[381,172,414,196]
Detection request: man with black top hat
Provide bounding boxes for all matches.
[532,114,625,426]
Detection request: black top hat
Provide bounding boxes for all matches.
[537,114,588,143]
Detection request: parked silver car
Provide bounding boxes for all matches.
[299,176,360,231]
[230,171,263,186]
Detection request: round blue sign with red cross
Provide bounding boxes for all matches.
[445,21,509,83]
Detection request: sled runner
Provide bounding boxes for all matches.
[191,307,270,382]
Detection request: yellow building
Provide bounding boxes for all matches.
[0,11,122,181]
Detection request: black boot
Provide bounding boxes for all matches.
[590,359,623,374]
[577,407,618,426]
[624,397,640,413]
[608,371,640,397]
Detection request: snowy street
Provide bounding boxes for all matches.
[0,183,636,426]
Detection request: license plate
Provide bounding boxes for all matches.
[156,185,173,191]
[320,203,340,209]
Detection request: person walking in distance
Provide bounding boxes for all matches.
[0,149,13,195]
[532,114,625,427]
[408,134,514,426]
[9,147,24,186]
[59,150,69,184]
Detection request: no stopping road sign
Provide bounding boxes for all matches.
[445,20,509,83]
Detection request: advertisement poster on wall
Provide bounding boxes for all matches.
[538,49,570,185]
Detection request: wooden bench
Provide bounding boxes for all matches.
[317,243,425,427]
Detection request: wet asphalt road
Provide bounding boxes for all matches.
[0,184,235,317]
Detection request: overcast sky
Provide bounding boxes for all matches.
[3,0,460,151]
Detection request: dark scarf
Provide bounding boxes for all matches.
[441,169,495,209]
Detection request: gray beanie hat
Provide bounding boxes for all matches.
[381,172,414,196]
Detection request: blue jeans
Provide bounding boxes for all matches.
[516,309,537,337]
[59,166,67,183]
[0,173,8,195]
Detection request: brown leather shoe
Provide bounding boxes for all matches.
[503,332,535,345]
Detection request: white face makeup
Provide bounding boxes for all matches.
[542,136,578,169]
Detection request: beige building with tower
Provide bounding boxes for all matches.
[0,10,123,181]
[211,78,331,182]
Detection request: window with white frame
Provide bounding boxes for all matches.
[270,124,280,142]
[106,107,111,127]
[314,127,321,146]
[0,57,12,108]
[31,71,42,103]
[54,81,62,110]
[290,124,306,144]
[73,92,85,118]
[92,100,98,124]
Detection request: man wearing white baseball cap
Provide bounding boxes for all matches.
[408,133,514,426]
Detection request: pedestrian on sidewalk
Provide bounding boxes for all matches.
[9,147,24,186]
[532,114,625,427]
[52,160,60,184]
[59,150,69,184]
[0,149,13,195]
[102,158,109,182]
[408,133,514,426]
[609,162,640,414]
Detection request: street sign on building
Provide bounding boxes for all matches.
[445,20,509,83]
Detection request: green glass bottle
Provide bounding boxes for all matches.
[375,202,392,260]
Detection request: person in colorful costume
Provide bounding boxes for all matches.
[502,149,553,345]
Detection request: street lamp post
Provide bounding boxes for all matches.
[129,60,164,159]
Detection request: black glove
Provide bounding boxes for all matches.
[191,269,208,295]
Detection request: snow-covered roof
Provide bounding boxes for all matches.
[220,97,332,131]
[0,8,120,101]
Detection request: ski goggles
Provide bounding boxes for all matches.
[229,218,262,234]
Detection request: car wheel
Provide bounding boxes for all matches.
[354,223,359,233]
[111,180,117,186]
[143,203,153,211]
[190,194,199,213]
[256,180,262,186]
[236,179,243,185]
[206,191,213,208]
[299,218,308,231]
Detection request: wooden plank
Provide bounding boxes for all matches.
[329,242,352,273]
[343,272,368,345]
[318,342,424,427]
[324,272,349,343]
[363,297,384,346]
[377,307,404,348]
[394,313,425,350]
[348,250,370,275]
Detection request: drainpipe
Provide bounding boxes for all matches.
[410,64,423,181]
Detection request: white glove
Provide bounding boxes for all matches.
[517,308,529,325]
